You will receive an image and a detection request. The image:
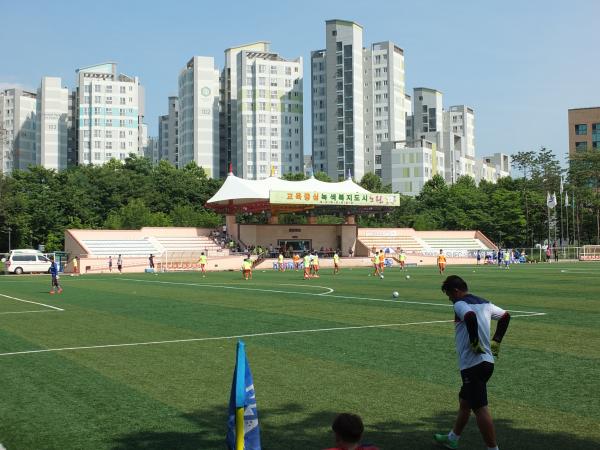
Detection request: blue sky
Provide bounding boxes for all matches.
[2,0,599,164]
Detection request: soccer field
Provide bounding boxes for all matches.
[0,263,598,449]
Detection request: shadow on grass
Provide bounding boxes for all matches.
[112,404,600,449]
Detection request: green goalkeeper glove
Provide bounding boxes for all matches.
[491,340,501,358]
[470,339,485,354]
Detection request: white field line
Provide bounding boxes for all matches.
[0,319,456,356]
[0,312,547,357]
[117,278,546,316]
[0,310,59,316]
[0,293,64,312]
[279,283,334,295]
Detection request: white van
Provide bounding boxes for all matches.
[5,250,52,275]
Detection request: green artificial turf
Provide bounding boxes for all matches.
[0,263,598,449]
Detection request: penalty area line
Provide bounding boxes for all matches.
[0,318,455,357]
[115,278,547,315]
[0,293,64,312]
[0,313,546,357]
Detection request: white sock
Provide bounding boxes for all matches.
[487,446,499,450]
[448,430,460,441]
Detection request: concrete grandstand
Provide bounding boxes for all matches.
[64,226,496,273]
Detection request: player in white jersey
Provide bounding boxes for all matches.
[434,275,511,450]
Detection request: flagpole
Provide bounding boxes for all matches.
[565,193,569,247]
[560,183,564,247]
[572,192,576,245]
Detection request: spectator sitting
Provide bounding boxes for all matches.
[324,413,379,450]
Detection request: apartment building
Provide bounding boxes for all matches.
[235,49,303,179]
[75,62,146,165]
[178,56,220,176]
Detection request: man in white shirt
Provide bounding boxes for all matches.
[434,275,511,450]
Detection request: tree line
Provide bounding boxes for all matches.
[1,147,599,252]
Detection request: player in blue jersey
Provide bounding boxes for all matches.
[49,256,62,295]
[434,276,511,450]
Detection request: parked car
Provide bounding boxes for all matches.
[5,250,52,274]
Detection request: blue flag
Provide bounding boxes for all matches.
[226,340,261,450]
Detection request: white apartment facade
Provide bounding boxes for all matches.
[312,20,365,180]
[443,105,476,182]
[158,96,179,165]
[478,153,510,182]
[363,41,406,177]
[75,62,145,165]
[236,49,303,179]
[312,21,406,181]
[381,138,445,196]
[37,77,69,170]
[220,41,271,178]
[178,56,220,176]
[0,87,37,173]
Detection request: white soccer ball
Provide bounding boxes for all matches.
[380,274,384,279]
[392,291,399,298]
[405,275,410,279]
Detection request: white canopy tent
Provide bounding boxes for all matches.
[206,173,369,206]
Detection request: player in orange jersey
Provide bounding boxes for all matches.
[437,249,447,275]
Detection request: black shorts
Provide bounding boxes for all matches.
[459,361,494,410]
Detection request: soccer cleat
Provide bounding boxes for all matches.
[49,291,55,295]
[434,433,458,449]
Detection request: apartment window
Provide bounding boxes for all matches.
[575,141,587,151]
[94,152,101,160]
[120,98,126,105]
[336,41,342,51]
[119,131,125,138]
[575,124,588,135]
[106,96,112,104]
[105,85,112,93]
[94,141,101,149]
[270,91,277,99]
[120,142,126,150]
[120,86,126,94]
[106,131,113,138]
[258,65,266,73]
[94,96,101,103]
[259,77,266,86]
[285,67,291,75]
[83,130,90,138]
[106,142,112,149]
[95,85,101,93]
[270,66,277,75]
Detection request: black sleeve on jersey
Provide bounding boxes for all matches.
[492,312,511,343]
[464,311,479,344]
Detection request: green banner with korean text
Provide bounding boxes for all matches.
[269,190,400,207]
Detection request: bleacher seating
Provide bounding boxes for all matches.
[154,236,226,256]
[358,235,425,253]
[81,239,161,256]
[419,237,490,251]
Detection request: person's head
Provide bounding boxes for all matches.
[441,275,469,302]
[49,255,55,261]
[331,413,364,447]
[439,249,443,254]
[201,252,204,256]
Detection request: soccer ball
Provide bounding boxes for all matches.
[392,291,399,298]
[380,274,384,279]
[405,275,410,279]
